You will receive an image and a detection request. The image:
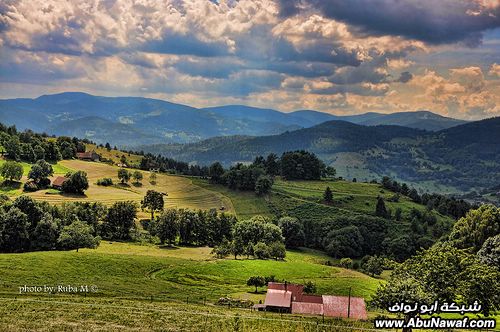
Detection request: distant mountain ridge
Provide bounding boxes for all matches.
[137,117,500,193]
[0,92,468,146]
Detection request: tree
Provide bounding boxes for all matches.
[324,166,336,178]
[246,276,266,293]
[0,207,29,252]
[303,281,317,294]
[149,172,157,184]
[155,209,178,245]
[477,234,500,269]
[33,145,45,161]
[264,153,280,176]
[142,190,165,220]
[61,171,89,194]
[57,221,100,252]
[229,240,244,259]
[31,213,59,250]
[362,255,384,276]
[4,136,21,160]
[449,204,499,252]
[20,144,36,162]
[209,162,225,184]
[253,242,270,259]
[211,239,231,258]
[255,175,273,196]
[0,160,23,182]
[373,244,500,318]
[118,168,131,184]
[132,170,143,184]
[28,160,53,184]
[339,257,353,269]
[375,197,389,218]
[323,186,333,203]
[280,150,323,180]
[269,242,286,260]
[102,201,137,240]
[325,225,364,258]
[279,217,305,248]
[233,216,284,248]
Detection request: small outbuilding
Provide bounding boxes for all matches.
[52,176,68,190]
[76,151,100,161]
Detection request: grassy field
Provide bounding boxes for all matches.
[0,158,73,196]
[272,178,452,223]
[0,242,381,301]
[192,178,273,219]
[20,160,233,216]
[0,242,382,331]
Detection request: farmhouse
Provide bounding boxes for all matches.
[260,282,367,320]
[52,176,68,190]
[76,151,100,162]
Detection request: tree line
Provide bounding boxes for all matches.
[0,123,89,163]
[0,196,140,253]
[380,176,474,219]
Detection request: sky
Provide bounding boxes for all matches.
[0,0,499,119]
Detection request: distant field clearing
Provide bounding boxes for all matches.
[24,160,234,214]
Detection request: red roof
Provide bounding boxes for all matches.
[322,295,368,320]
[264,283,367,320]
[292,302,324,315]
[267,282,304,301]
[264,289,292,308]
[52,176,68,187]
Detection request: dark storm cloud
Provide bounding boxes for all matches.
[278,0,500,46]
[395,71,413,83]
[142,33,231,57]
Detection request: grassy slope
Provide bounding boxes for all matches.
[191,178,273,219]
[273,178,452,223]
[18,160,234,217]
[0,242,381,331]
[0,158,73,196]
[0,242,379,301]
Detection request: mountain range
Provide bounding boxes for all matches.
[137,118,500,193]
[0,92,467,146]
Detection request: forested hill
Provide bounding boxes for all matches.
[0,92,466,146]
[136,117,500,193]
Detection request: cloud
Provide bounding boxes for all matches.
[0,0,498,120]
[488,63,500,76]
[394,71,413,83]
[278,0,500,46]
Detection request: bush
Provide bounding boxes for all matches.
[39,177,51,189]
[303,281,317,294]
[216,297,254,308]
[253,242,270,259]
[62,171,89,194]
[23,181,38,192]
[97,178,113,186]
[339,257,353,269]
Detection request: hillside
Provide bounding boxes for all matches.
[0,93,467,147]
[0,243,380,331]
[138,118,500,193]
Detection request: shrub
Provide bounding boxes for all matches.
[253,242,270,259]
[97,178,113,186]
[23,181,38,192]
[339,257,353,269]
[303,281,317,294]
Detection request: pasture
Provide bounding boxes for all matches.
[0,242,381,331]
[22,160,233,215]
